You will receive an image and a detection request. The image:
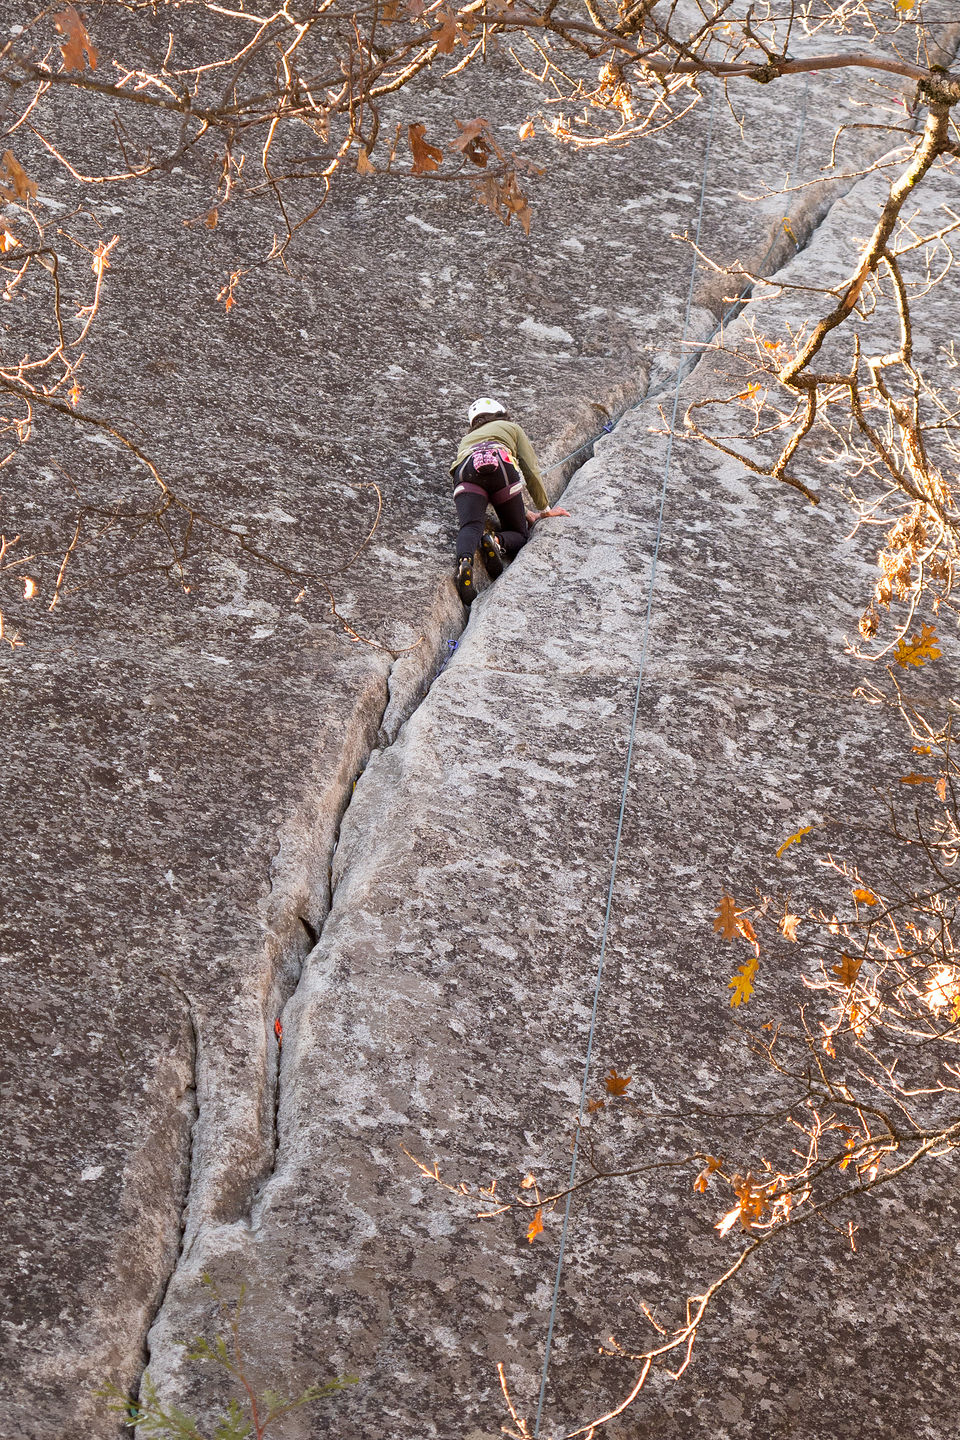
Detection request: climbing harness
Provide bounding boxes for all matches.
[532,80,720,1439]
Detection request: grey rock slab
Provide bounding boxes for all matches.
[143,140,960,1438]
[0,7,945,1434]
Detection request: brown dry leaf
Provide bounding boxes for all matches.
[937,775,948,802]
[408,123,443,175]
[452,118,492,168]
[526,1208,544,1243]
[831,953,862,987]
[54,5,98,71]
[431,9,459,51]
[518,119,535,140]
[0,151,37,204]
[899,773,937,785]
[381,0,401,19]
[356,149,375,175]
[204,208,218,229]
[913,744,933,754]
[519,1172,537,1190]
[713,895,741,941]
[585,1096,605,1113]
[604,1067,632,1096]
[68,380,81,407]
[780,913,801,942]
[852,888,879,905]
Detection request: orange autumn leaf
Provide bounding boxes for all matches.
[736,914,757,944]
[831,954,862,987]
[520,1172,537,1190]
[728,955,758,1007]
[694,1155,722,1192]
[54,5,98,71]
[586,1096,605,1113]
[23,576,38,599]
[937,775,948,802]
[776,824,813,858]
[900,773,937,785]
[0,150,37,204]
[713,895,741,940]
[852,888,879,905]
[526,1207,544,1243]
[780,913,801,942]
[604,1067,632,1096]
[894,623,940,669]
[518,119,536,140]
[274,1017,283,1046]
[356,149,375,175]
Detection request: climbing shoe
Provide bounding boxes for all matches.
[456,555,475,606]
[480,532,505,579]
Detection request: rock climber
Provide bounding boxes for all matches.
[451,397,570,605]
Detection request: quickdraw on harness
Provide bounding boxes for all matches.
[452,444,523,506]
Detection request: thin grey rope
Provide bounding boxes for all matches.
[544,73,810,478]
[531,80,720,1440]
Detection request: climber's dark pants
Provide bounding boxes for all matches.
[453,455,529,561]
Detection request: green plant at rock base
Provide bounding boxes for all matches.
[96,1275,357,1440]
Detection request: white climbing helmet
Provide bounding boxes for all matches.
[468,396,505,424]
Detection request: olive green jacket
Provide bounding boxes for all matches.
[450,419,549,511]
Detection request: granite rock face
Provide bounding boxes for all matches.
[1,7,956,1439]
[143,154,960,1439]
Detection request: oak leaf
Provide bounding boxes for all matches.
[604,1067,632,1096]
[728,955,758,1007]
[831,953,862,987]
[780,913,801,942]
[0,151,37,204]
[408,123,443,174]
[54,5,98,72]
[894,623,940,669]
[431,10,459,52]
[452,118,493,167]
[526,1208,544,1243]
[713,895,741,940]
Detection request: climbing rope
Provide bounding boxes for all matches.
[542,74,809,483]
[531,80,720,1440]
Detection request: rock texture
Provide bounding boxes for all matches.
[144,152,960,1439]
[2,7,956,1439]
